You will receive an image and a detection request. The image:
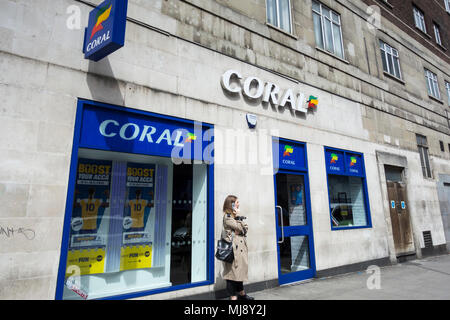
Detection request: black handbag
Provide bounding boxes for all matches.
[215,233,234,263]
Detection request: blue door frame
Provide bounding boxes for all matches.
[273,138,316,285]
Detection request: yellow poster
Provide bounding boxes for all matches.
[65,248,106,277]
[120,245,152,271]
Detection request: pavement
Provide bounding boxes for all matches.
[249,253,450,300]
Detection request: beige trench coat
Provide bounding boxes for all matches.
[221,213,249,282]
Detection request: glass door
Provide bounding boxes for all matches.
[275,171,315,284]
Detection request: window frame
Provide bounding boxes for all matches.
[433,23,443,46]
[379,40,403,80]
[446,81,450,106]
[55,99,215,300]
[425,69,441,100]
[266,0,294,34]
[413,6,427,33]
[416,134,432,179]
[324,147,372,231]
[312,0,345,60]
[445,0,450,14]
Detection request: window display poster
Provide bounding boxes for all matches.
[120,162,155,271]
[286,176,306,226]
[67,158,112,275]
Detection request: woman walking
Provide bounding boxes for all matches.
[221,195,254,300]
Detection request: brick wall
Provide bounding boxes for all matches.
[362,0,449,64]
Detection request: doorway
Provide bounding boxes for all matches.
[385,165,415,257]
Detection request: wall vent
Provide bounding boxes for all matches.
[423,231,433,248]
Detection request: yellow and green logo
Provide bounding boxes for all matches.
[283,145,294,157]
[90,2,112,40]
[307,96,318,109]
[185,132,197,143]
[330,153,338,164]
[350,156,357,167]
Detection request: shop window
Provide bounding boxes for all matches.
[312,0,345,59]
[58,101,213,300]
[266,0,293,33]
[324,148,371,229]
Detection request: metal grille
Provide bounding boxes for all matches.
[423,231,433,248]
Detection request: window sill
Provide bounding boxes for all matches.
[415,26,432,39]
[428,95,444,104]
[315,46,349,64]
[437,42,448,51]
[266,23,298,40]
[383,71,405,85]
[331,225,372,231]
[376,0,394,9]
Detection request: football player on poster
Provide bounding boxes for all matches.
[126,189,154,232]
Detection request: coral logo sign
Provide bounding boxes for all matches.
[283,145,294,157]
[307,96,318,109]
[90,3,112,40]
[83,0,128,62]
[185,133,197,143]
[330,153,338,164]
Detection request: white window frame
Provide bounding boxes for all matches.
[425,69,441,100]
[445,81,450,106]
[433,23,442,46]
[312,0,345,59]
[266,0,293,34]
[413,7,427,33]
[445,0,450,14]
[379,40,402,80]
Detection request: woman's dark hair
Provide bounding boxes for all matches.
[223,195,238,215]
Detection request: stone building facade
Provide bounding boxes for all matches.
[0,0,448,299]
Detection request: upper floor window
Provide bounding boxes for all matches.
[445,0,450,14]
[379,40,402,79]
[266,0,293,34]
[433,23,443,46]
[445,81,450,106]
[413,6,427,33]
[312,0,345,59]
[425,69,441,100]
[416,134,432,179]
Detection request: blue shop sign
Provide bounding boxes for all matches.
[346,153,363,176]
[325,148,365,177]
[273,139,306,171]
[79,104,213,162]
[83,0,128,61]
[325,149,345,174]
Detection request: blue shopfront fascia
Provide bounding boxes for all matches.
[324,146,372,231]
[272,137,317,284]
[55,99,215,300]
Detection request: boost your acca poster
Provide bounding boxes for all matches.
[120,162,155,271]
